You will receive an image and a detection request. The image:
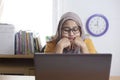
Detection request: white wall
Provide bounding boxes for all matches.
[53,0,120,76]
[0,0,53,46]
[0,0,3,19]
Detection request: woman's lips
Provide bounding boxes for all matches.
[68,37,75,41]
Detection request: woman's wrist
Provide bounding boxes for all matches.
[55,43,64,53]
[81,44,89,53]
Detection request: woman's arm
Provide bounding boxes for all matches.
[84,38,97,53]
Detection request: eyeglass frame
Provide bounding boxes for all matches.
[61,26,81,34]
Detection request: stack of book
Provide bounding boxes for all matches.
[15,30,42,55]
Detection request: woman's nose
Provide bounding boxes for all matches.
[69,30,74,35]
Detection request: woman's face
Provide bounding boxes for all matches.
[61,20,81,41]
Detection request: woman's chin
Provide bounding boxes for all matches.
[69,39,74,42]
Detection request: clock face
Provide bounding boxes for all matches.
[86,14,109,37]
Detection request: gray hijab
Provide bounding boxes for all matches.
[55,12,86,54]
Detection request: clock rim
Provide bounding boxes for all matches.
[86,14,109,37]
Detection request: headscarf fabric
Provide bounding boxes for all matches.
[56,12,85,42]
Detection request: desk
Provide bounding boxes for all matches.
[110,76,120,80]
[0,75,35,80]
[0,54,34,75]
[0,75,120,80]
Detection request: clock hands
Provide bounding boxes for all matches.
[94,20,99,27]
[97,20,99,26]
[94,18,99,27]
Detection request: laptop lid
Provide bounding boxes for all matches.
[34,53,112,80]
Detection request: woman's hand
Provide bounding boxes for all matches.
[55,37,71,53]
[55,37,89,53]
[72,36,89,53]
[73,36,85,48]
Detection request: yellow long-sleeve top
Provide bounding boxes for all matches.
[44,38,96,54]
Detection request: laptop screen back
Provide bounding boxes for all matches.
[34,53,112,80]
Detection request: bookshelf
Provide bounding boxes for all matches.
[0,25,41,76]
[0,54,35,75]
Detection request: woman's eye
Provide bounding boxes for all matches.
[73,28,79,31]
[64,28,70,31]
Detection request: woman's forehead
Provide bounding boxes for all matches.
[62,20,78,27]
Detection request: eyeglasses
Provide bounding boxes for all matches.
[62,27,80,34]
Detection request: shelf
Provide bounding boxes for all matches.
[0,54,34,59]
[0,54,35,75]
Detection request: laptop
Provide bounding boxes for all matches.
[34,53,112,80]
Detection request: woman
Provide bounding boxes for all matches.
[44,12,96,54]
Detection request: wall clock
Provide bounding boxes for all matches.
[86,14,109,37]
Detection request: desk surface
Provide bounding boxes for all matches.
[0,75,35,80]
[0,75,120,80]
